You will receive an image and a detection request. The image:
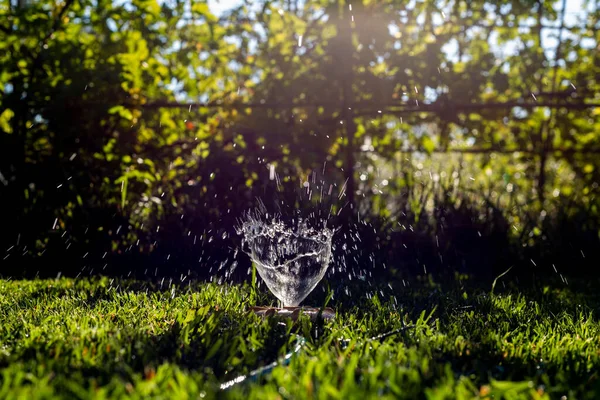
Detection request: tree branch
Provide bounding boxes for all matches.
[41,0,75,45]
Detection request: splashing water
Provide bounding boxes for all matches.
[238,210,334,307]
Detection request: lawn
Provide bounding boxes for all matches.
[0,277,598,399]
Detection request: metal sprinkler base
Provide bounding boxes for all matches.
[250,306,335,321]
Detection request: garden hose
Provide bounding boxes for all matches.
[219,334,307,390]
[219,324,415,391]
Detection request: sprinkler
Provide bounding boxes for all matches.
[238,207,336,319]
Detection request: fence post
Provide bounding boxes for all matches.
[338,0,356,216]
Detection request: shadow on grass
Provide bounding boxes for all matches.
[1,277,599,397]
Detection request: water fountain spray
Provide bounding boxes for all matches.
[238,202,336,320]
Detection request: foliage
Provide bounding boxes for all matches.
[0,0,599,279]
[0,277,599,398]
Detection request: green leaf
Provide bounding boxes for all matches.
[108,105,133,121]
[205,338,223,360]
[107,105,123,115]
[0,109,14,134]
[192,3,217,22]
[115,176,128,209]
[422,136,435,154]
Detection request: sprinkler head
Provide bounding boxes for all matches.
[249,306,335,321]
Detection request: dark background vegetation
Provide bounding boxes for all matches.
[1,0,599,286]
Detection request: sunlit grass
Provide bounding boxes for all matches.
[0,277,598,399]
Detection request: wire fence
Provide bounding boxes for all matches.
[137,97,600,156]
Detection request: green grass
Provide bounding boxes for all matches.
[0,277,599,399]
